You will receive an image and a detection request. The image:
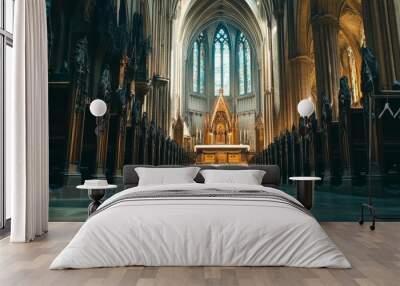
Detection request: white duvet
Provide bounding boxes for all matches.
[50,183,351,269]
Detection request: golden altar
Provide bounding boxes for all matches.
[192,90,252,164]
[194,144,250,164]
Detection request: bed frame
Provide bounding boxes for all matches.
[123,165,281,189]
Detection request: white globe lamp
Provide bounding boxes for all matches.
[90,99,107,117]
[297,99,314,117]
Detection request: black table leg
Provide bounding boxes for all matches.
[296,181,314,210]
[88,189,105,215]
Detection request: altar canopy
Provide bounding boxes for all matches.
[203,90,238,145]
[195,90,250,164]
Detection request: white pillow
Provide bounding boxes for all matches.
[200,169,266,185]
[135,167,200,186]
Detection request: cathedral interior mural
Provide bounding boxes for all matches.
[47,0,400,222]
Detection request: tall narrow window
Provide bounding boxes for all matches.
[192,41,199,93]
[192,32,206,94]
[239,42,245,94]
[245,39,252,93]
[238,33,252,95]
[214,27,230,96]
[199,42,205,94]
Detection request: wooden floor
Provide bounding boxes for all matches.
[0,222,399,286]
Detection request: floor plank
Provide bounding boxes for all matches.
[0,222,399,286]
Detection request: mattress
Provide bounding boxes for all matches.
[50,183,351,269]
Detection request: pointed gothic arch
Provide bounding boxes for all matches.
[237,32,252,95]
[213,24,231,96]
[191,31,207,94]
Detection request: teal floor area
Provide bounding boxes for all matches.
[49,177,400,222]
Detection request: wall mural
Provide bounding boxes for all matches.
[48,0,189,190]
[47,0,400,223]
[47,0,192,221]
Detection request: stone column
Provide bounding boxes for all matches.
[264,90,275,145]
[65,105,85,176]
[362,0,400,90]
[114,117,126,176]
[64,37,89,187]
[395,0,400,41]
[113,57,129,177]
[274,6,289,134]
[94,115,109,178]
[289,55,313,116]
[63,95,86,193]
[311,14,341,120]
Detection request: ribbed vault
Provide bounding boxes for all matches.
[170,0,274,126]
[179,0,267,56]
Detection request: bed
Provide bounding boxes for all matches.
[50,165,350,269]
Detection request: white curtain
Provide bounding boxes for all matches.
[7,0,49,242]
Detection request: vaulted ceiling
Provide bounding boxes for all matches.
[177,0,272,52]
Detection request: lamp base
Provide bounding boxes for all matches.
[359,203,376,231]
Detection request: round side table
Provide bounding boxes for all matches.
[289,177,321,210]
[77,184,117,215]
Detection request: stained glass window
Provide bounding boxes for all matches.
[192,32,206,94]
[245,40,252,93]
[238,33,252,95]
[214,27,230,96]
[192,28,252,97]
[193,41,199,93]
[239,42,245,95]
[199,42,205,94]
[214,41,222,94]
